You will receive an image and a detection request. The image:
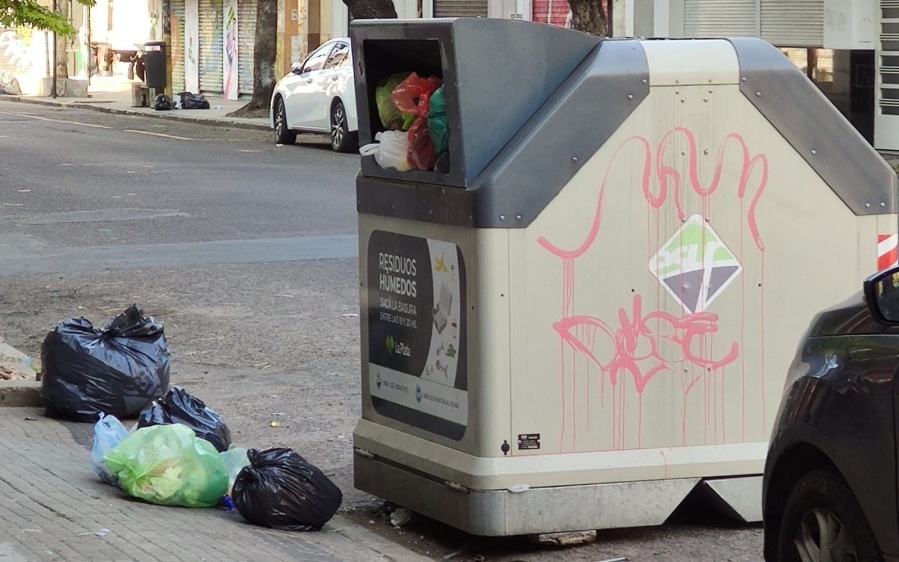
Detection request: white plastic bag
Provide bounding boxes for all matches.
[91,413,130,486]
[359,130,411,171]
[220,446,251,494]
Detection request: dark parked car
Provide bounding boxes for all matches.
[763,267,899,562]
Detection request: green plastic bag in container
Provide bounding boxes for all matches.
[104,423,228,507]
[375,72,413,130]
[427,86,448,155]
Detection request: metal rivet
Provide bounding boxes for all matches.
[703,97,709,102]
[681,150,686,155]
[708,78,713,83]
[500,214,506,220]
[627,94,634,100]
[642,78,648,84]
[811,149,817,155]
[681,99,685,103]
[572,156,578,163]
[675,79,680,84]
[755,91,762,97]
[741,77,747,82]
[515,214,522,220]
[708,89,713,94]
[703,149,709,155]
[865,203,871,208]
[675,89,680,94]
[882,202,887,207]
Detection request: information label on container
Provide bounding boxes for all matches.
[367,230,467,440]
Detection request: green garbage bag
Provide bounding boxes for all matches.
[376,72,415,130]
[104,423,228,508]
[427,86,448,155]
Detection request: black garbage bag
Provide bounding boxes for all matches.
[232,448,343,531]
[137,386,231,452]
[153,94,172,111]
[176,91,210,110]
[41,304,170,422]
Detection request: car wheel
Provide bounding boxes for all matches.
[274,96,297,146]
[777,469,882,562]
[330,101,357,153]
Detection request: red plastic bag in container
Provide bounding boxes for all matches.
[407,118,436,171]
[391,73,442,119]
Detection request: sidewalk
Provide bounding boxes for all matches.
[2,75,270,132]
[0,405,428,562]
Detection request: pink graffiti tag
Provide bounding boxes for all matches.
[537,127,768,451]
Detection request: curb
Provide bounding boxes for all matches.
[0,379,41,408]
[4,95,271,132]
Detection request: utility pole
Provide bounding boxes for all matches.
[162,0,172,98]
[51,0,58,98]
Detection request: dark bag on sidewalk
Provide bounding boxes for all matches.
[232,448,343,531]
[153,94,172,111]
[137,386,231,452]
[41,305,171,422]
[177,91,210,110]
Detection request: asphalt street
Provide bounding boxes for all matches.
[0,100,763,561]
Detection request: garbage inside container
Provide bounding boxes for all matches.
[231,448,343,531]
[137,386,231,452]
[359,130,411,171]
[91,413,130,486]
[41,304,171,422]
[427,85,448,155]
[104,423,229,507]
[375,72,413,130]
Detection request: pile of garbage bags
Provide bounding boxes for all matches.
[360,72,449,173]
[43,305,342,530]
[153,91,210,111]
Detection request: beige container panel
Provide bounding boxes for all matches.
[358,215,513,459]
[509,83,880,458]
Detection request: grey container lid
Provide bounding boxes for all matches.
[350,17,601,188]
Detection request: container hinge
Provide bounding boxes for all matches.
[354,448,376,459]
[444,481,470,494]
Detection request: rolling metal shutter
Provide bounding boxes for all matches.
[433,0,487,17]
[198,0,223,93]
[684,0,757,38]
[238,0,257,96]
[760,0,823,47]
[876,0,899,148]
[172,0,186,91]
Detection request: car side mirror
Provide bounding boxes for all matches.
[864,266,899,324]
[291,62,303,75]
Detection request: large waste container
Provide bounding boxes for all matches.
[143,41,166,89]
[351,18,899,536]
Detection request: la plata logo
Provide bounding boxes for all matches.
[386,335,411,357]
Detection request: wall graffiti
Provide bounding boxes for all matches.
[537,127,769,452]
[0,29,32,72]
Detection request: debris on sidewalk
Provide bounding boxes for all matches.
[174,92,211,110]
[231,448,343,531]
[91,413,129,486]
[138,386,232,452]
[390,507,412,528]
[220,446,250,495]
[77,528,112,538]
[103,423,228,508]
[0,338,38,381]
[41,304,170,422]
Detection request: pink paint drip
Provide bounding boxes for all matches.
[538,127,768,451]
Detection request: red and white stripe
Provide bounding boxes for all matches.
[878,234,899,271]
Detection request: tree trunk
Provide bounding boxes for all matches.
[567,0,607,37]
[342,0,397,21]
[55,0,69,79]
[227,0,277,116]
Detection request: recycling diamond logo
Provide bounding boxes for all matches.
[649,215,741,313]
